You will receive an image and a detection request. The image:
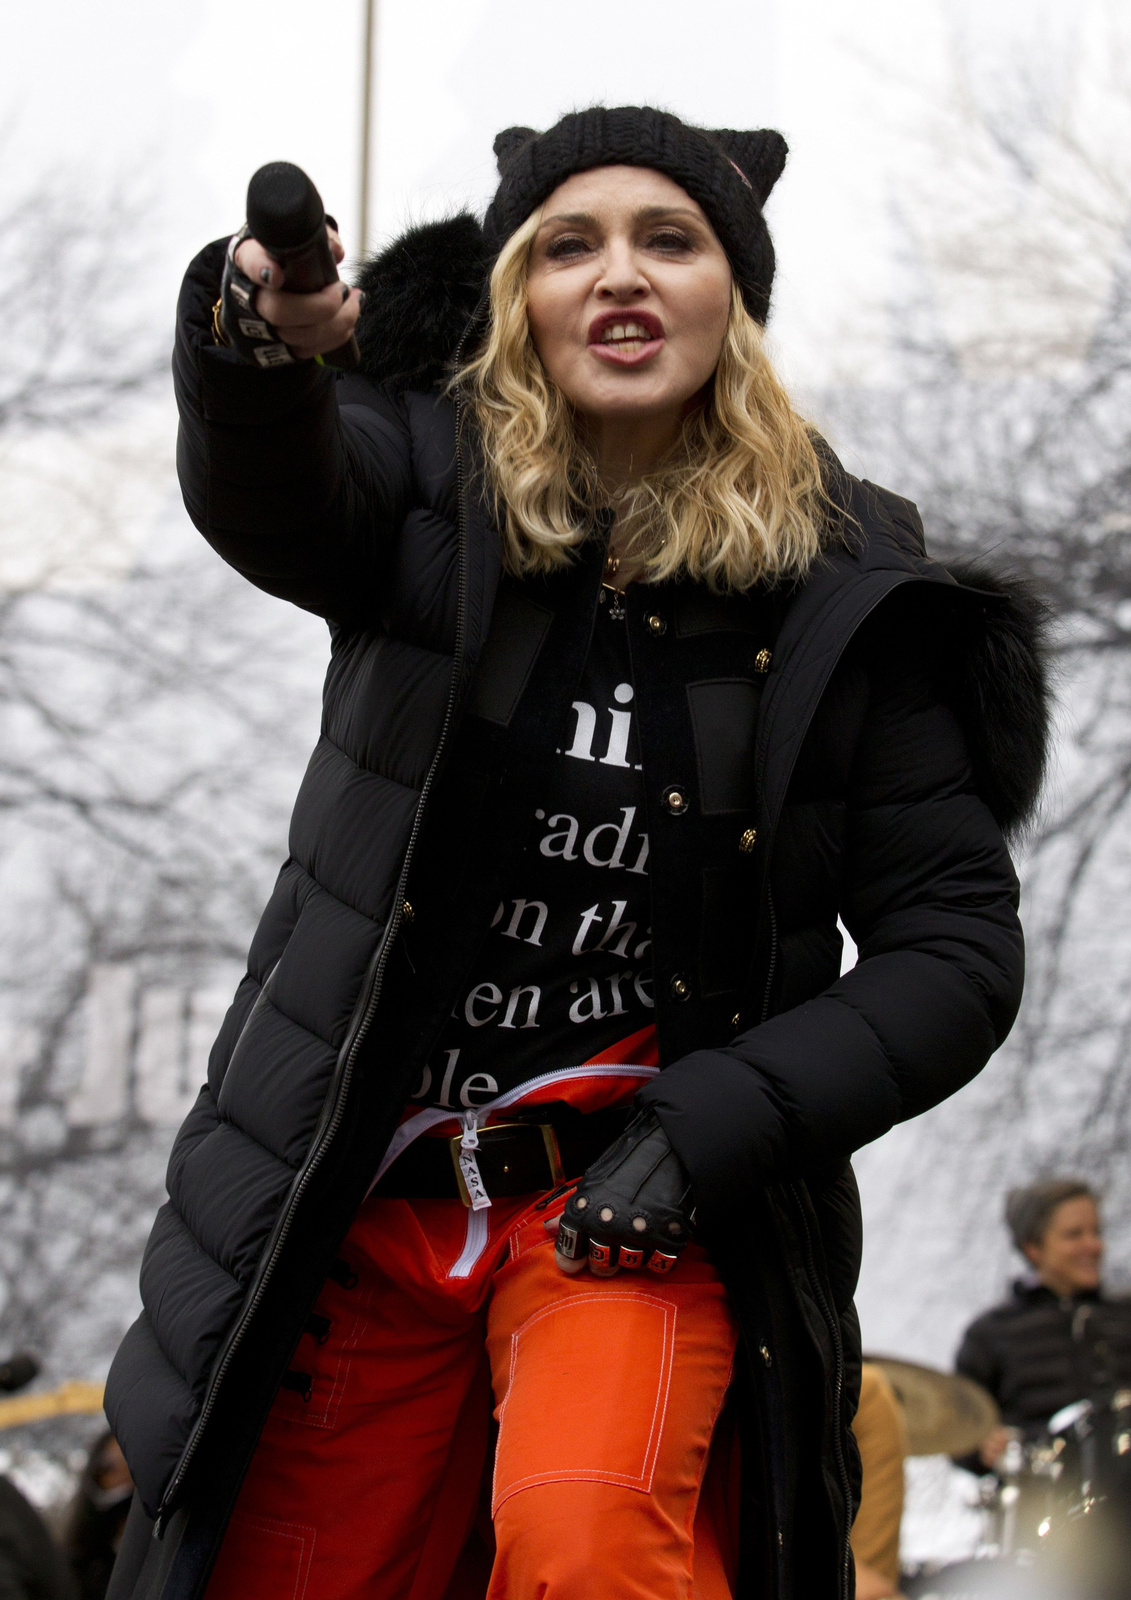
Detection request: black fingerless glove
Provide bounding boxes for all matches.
[216,227,297,369]
[557,1109,696,1273]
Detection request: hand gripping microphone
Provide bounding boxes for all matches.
[223,161,359,371]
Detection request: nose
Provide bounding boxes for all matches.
[595,237,649,302]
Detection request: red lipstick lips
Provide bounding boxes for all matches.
[587,308,665,367]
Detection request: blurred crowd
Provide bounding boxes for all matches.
[0,1402,132,1600]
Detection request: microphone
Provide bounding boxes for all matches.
[0,1352,40,1393]
[246,162,359,372]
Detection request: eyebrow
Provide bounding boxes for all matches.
[538,205,704,231]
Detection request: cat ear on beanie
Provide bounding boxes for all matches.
[493,127,539,172]
[712,129,789,207]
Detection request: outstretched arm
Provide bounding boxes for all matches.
[174,230,416,622]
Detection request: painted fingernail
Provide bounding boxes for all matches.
[259,267,273,285]
[341,283,350,303]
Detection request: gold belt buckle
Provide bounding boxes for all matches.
[449,1122,565,1208]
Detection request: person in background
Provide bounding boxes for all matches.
[0,1475,77,1600]
[61,1435,132,1600]
[851,1363,907,1600]
[0,1351,76,1600]
[956,1178,1131,1470]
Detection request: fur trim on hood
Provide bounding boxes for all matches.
[355,213,489,391]
[943,560,1053,837]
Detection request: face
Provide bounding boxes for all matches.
[1025,1196,1103,1295]
[524,165,733,429]
[94,1436,132,1492]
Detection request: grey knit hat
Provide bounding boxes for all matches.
[483,106,788,324]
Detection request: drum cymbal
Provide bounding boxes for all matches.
[0,1379,105,1432]
[865,1354,999,1457]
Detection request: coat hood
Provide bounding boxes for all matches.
[942,560,1052,837]
[355,213,488,391]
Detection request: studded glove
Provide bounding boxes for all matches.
[215,227,297,369]
[555,1109,695,1275]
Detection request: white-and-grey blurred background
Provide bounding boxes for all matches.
[2,0,1129,1561]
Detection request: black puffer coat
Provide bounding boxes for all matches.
[958,1283,1131,1431]
[105,218,1049,1600]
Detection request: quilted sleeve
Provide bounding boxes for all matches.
[173,240,416,622]
[640,628,1024,1221]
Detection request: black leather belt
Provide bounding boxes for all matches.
[374,1103,632,1204]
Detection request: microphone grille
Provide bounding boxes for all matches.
[247,162,325,250]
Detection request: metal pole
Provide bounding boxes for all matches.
[358,0,377,256]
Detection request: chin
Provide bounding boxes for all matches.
[572,358,700,413]
[580,383,696,420]
[589,398,679,420]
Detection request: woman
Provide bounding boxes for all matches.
[957,1181,1131,1590]
[63,1432,135,1600]
[959,1180,1131,1470]
[105,108,1047,1600]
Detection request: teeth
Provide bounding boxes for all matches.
[601,321,653,343]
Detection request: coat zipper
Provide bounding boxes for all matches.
[154,388,473,1532]
[788,1180,853,1600]
[759,888,779,1025]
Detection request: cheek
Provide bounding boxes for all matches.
[674,277,732,379]
[526,279,578,383]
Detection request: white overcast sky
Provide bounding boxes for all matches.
[3,0,1115,387]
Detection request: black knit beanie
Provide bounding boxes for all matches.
[482,106,788,324]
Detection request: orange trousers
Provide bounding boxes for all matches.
[205,1190,739,1600]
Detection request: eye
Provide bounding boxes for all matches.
[544,234,593,260]
[647,229,694,253]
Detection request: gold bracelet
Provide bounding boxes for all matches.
[211,297,231,347]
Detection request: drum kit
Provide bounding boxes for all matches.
[868,1357,1131,1599]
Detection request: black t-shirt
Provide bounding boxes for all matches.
[410,591,655,1113]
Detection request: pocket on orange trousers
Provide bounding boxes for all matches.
[492,1290,676,1511]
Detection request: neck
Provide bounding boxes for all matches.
[585,409,683,494]
[1039,1271,1096,1300]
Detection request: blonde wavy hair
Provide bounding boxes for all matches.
[458,206,832,591]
